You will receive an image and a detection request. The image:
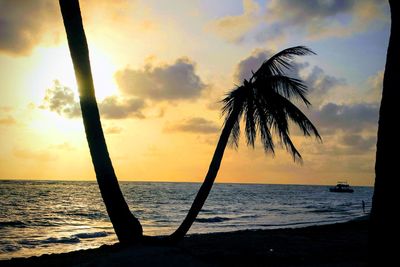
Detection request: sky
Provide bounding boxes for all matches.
[0,0,390,186]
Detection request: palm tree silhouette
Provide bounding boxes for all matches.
[369,0,398,264]
[59,0,143,244]
[169,46,321,241]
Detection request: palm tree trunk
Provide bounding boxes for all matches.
[59,0,142,244]
[369,0,399,264]
[168,107,241,242]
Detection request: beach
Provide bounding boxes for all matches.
[0,219,368,267]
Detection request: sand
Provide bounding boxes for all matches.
[0,219,369,267]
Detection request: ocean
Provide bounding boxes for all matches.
[0,180,373,260]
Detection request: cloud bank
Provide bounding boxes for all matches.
[208,0,388,44]
[115,57,206,101]
[0,0,59,55]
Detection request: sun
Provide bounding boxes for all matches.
[30,44,119,103]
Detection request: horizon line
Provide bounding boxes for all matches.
[0,178,373,187]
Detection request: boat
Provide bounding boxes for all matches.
[329,181,354,193]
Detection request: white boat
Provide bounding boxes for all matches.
[329,181,354,193]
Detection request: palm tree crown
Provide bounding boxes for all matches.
[222,46,321,161]
[169,46,321,242]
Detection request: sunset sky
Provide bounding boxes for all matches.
[0,0,390,186]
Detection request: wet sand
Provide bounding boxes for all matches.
[0,219,368,267]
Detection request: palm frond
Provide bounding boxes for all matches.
[280,129,303,163]
[244,88,257,147]
[253,97,275,154]
[273,111,303,162]
[255,75,311,107]
[253,46,315,77]
[273,93,321,140]
[221,86,246,148]
[229,117,241,148]
[259,94,304,162]
[221,87,240,116]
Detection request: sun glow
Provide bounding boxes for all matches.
[29,45,119,104]
[19,45,121,145]
[89,46,119,100]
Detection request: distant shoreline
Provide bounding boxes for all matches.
[0,219,369,267]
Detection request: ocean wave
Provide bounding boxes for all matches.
[309,207,348,213]
[73,232,108,239]
[69,212,107,220]
[19,236,80,247]
[196,217,231,223]
[258,219,342,228]
[238,214,259,219]
[199,209,214,213]
[0,220,26,228]
[26,220,60,227]
[0,244,21,253]
[42,236,80,244]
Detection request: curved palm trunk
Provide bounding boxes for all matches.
[169,107,241,242]
[59,0,142,244]
[369,0,399,264]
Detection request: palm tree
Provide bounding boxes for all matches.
[58,0,143,244]
[369,0,398,264]
[169,46,321,242]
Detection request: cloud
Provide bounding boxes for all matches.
[302,66,346,106]
[302,131,376,158]
[0,106,13,112]
[0,0,60,56]
[115,57,206,101]
[0,115,16,126]
[206,0,261,43]
[208,0,387,44]
[311,102,379,134]
[164,117,219,134]
[0,0,137,56]
[40,81,81,118]
[263,0,388,40]
[99,96,146,119]
[366,70,384,102]
[305,66,346,94]
[341,134,376,153]
[40,80,146,119]
[104,126,123,134]
[234,49,273,82]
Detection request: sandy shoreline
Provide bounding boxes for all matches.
[0,219,368,267]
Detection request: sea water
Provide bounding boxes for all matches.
[0,180,373,260]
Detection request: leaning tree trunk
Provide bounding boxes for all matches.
[168,107,241,242]
[59,0,143,244]
[369,0,399,264]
